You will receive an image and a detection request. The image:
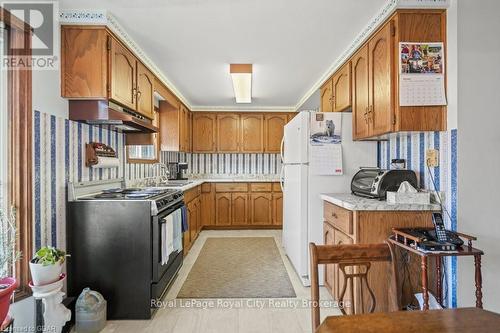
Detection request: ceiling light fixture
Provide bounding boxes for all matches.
[230,64,252,103]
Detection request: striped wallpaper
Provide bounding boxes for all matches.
[161,151,282,175]
[378,129,458,308]
[33,110,151,251]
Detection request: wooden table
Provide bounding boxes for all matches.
[317,308,500,333]
[388,231,484,310]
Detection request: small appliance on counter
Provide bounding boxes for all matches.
[351,168,418,199]
[168,162,188,180]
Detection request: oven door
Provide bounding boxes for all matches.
[152,201,185,285]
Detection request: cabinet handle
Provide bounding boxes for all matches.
[132,87,137,101]
[331,212,338,219]
[136,90,142,101]
[364,107,369,124]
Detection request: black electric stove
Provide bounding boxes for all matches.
[67,181,185,319]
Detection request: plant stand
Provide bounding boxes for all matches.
[29,275,71,333]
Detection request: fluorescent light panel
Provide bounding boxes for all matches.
[230,64,252,104]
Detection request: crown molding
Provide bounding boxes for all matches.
[190,105,295,113]
[59,9,192,109]
[294,0,450,110]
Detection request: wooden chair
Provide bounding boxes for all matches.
[309,242,400,331]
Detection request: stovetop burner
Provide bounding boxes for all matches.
[81,187,182,201]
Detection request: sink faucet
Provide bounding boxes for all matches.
[150,162,170,186]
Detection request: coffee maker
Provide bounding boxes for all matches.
[168,162,188,180]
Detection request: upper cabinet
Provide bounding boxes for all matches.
[61,26,155,119]
[332,62,352,112]
[320,80,333,113]
[241,114,264,153]
[264,114,287,153]
[192,113,216,153]
[109,37,136,110]
[191,112,293,154]
[217,114,240,152]
[320,10,447,139]
[158,101,192,153]
[136,62,155,120]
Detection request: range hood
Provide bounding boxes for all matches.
[69,100,158,133]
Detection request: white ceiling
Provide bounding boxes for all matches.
[60,0,387,110]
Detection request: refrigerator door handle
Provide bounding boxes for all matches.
[280,136,285,163]
[280,166,285,191]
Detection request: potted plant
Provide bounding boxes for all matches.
[0,207,20,325]
[29,246,69,286]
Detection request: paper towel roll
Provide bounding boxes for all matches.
[91,157,120,169]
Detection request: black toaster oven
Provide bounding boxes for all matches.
[351,168,418,199]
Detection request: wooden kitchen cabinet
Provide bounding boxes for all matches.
[264,114,287,153]
[159,101,191,152]
[240,114,264,152]
[200,183,215,227]
[352,45,371,139]
[192,113,216,153]
[109,36,136,110]
[231,193,249,225]
[272,192,283,226]
[61,26,156,119]
[136,62,155,119]
[250,193,272,225]
[320,79,333,113]
[332,62,352,112]
[217,114,240,152]
[215,193,232,226]
[322,200,436,313]
[368,22,393,137]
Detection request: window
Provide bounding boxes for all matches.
[126,107,160,163]
[1,8,33,300]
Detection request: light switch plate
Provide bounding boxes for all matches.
[426,149,439,167]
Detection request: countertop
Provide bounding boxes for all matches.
[320,193,441,211]
[161,176,280,192]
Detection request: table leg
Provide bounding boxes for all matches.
[436,257,442,305]
[474,254,483,309]
[421,256,429,310]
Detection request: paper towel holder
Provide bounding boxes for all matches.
[86,142,118,167]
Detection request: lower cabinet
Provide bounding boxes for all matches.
[215,193,232,226]
[183,186,202,254]
[250,193,272,225]
[272,192,283,226]
[232,193,249,225]
[322,201,436,313]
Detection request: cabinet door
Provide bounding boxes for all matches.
[351,45,371,139]
[272,193,283,226]
[188,111,193,152]
[217,114,240,152]
[250,193,272,225]
[323,222,335,294]
[200,184,215,226]
[188,201,197,243]
[215,193,232,226]
[241,114,264,153]
[196,198,202,235]
[231,193,248,225]
[109,37,136,110]
[264,114,287,153]
[179,105,189,152]
[334,229,354,315]
[332,62,352,112]
[192,113,217,153]
[368,22,393,136]
[320,79,333,112]
[136,62,154,119]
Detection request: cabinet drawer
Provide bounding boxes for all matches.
[215,183,248,192]
[323,202,353,235]
[272,183,282,192]
[250,183,272,192]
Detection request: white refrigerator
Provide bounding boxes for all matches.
[281,111,377,286]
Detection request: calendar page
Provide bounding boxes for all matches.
[399,42,447,107]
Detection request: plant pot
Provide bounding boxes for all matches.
[0,277,18,325]
[29,261,63,286]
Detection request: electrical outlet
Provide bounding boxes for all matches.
[426,149,439,167]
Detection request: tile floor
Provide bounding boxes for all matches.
[101,230,341,333]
